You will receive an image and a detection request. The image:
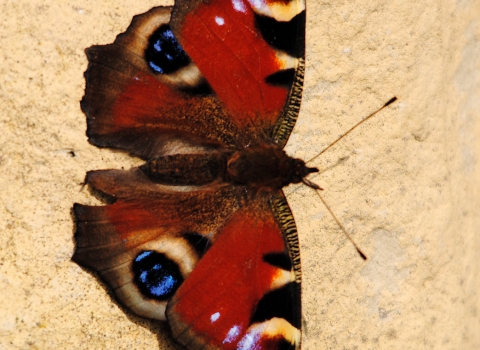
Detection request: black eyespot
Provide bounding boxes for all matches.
[132,250,183,300]
[265,68,296,87]
[277,340,295,350]
[145,25,190,74]
[254,11,306,58]
[263,252,292,271]
[250,282,301,329]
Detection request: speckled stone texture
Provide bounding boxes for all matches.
[0,0,479,349]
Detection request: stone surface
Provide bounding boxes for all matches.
[0,0,479,349]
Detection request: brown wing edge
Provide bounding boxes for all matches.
[272,57,305,148]
[270,2,306,148]
[269,191,302,350]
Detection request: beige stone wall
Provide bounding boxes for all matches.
[1,0,478,349]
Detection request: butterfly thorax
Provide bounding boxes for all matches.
[226,144,318,191]
[142,144,318,191]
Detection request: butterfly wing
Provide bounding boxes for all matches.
[171,0,306,146]
[82,6,240,159]
[166,193,302,350]
[73,169,243,320]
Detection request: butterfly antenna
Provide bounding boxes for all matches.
[306,97,397,164]
[302,177,323,190]
[303,97,397,259]
[314,189,367,260]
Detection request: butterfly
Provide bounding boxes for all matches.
[73,0,315,349]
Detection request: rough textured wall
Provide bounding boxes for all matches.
[0,0,479,349]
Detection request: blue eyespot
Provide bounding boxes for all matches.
[145,25,190,74]
[133,250,183,300]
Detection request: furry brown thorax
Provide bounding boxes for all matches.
[226,144,318,191]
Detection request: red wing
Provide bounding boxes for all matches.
[166,194,302,350]
[83,1,306,159]
[171,0,306,146]
[83,7,240,159]
[73,169,242,320]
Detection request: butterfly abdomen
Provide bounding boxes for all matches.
[141,152,229,186]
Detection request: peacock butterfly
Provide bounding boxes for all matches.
[74,0,314,349]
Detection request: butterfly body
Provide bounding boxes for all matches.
[142,152,230,186]
[74,1,310,349]
[142,143,317,193]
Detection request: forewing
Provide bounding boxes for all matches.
[82,7,240,159]
[166,193,302,350]
[170,0,306,146]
